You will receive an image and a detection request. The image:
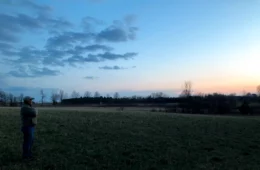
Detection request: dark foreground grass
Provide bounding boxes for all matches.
[1,108,260,170]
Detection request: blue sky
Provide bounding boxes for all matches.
[0,0,260,101]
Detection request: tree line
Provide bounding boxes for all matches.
[1,82,260,115]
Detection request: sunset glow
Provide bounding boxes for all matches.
[0,0,260,99]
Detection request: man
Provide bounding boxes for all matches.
[20,96,38,159]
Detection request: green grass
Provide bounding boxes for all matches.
[1,107,260,170]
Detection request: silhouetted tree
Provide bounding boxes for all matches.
[242,90,247,96]
[150,92,167,98]
[94,91,100,98]
[114,92,120,99]
[0,90,5,102]
[194,92,204,97]
[0,90,7,105]
[71,90,80,98]
[84,91,92,97]
[9,93,14,106]
[13,96,18,106]
[131,95,137,99]
[51,90,60,105]
[257,85,260,96]
[63,93,68,99]
[59,90,64,102]
[18,93,24,105]
[180,81,192,97]
[40,89,46,105]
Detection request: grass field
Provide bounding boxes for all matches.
[1,107,260,170]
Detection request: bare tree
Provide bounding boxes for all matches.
[71,90,80,98]
[13,96,17,106]
[113,92,120,99]
[195,92,204,97]
[18,93,24,104]
[242,90,247,96]
[8,93,14,106]
[131,95,137,99]
[51,90,60,105]
[180,81,192,97]
[106,94,111,98]
[63,93,68,99]
[40,89,46,105]
[0,90,8,105]
[150,92,167,98]
[94,91,100,98]
[84,91,92,97]
[228,93,236,97]
[59,89,64,102]
[0,90,6,103]
[257,85,260,96]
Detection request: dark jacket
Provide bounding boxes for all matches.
[20,103,37,127]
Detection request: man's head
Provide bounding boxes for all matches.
[23,96,34,105]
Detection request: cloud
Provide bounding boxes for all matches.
[0,0,138,78]
[97,27,128,42]
[89,0,104,1]
[30,67,60,77]
[128,27,138,40]
[0,42,13,50]
[19,0,52,12]
[76,44,113,51]
[16,46,47,64]
[45,32,95,49]
[3,46,47,66]
[46,19,138,48]
[84,76,99,80]
[66,44,113,56]
[96,18,138,42]
[93,52,137,60]
[99,66,125,70]
[81,16,104,31]
[99,65,126,70]
[96,26,138,42]
[0,29,19,42]
[65,52,137,66]
[99,65,137,70]
[3,46,68,67]
[43,57,66,67]
[0,13,39,42]
[0,0,52,13]
[37,14,73,30]
[0,74,8,88]
[7,66,60,78]
[0,13,73,43]
[0,42,15,55]
[4,44,138,68]
[124,15,137,25]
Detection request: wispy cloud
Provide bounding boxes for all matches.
[84,76,99,80]
[7,66,60,78]
[0,0,52,12]
[99,65,136,70]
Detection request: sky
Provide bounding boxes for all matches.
[0,0,260,101]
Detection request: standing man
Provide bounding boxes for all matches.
[20,96,38,159]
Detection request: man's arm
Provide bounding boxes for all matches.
[21,107,37,117]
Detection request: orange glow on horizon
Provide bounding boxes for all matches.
[133,78,259,95]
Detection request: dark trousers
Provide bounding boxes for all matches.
[21,126,35,158]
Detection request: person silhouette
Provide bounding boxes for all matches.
[20,96,38,160]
